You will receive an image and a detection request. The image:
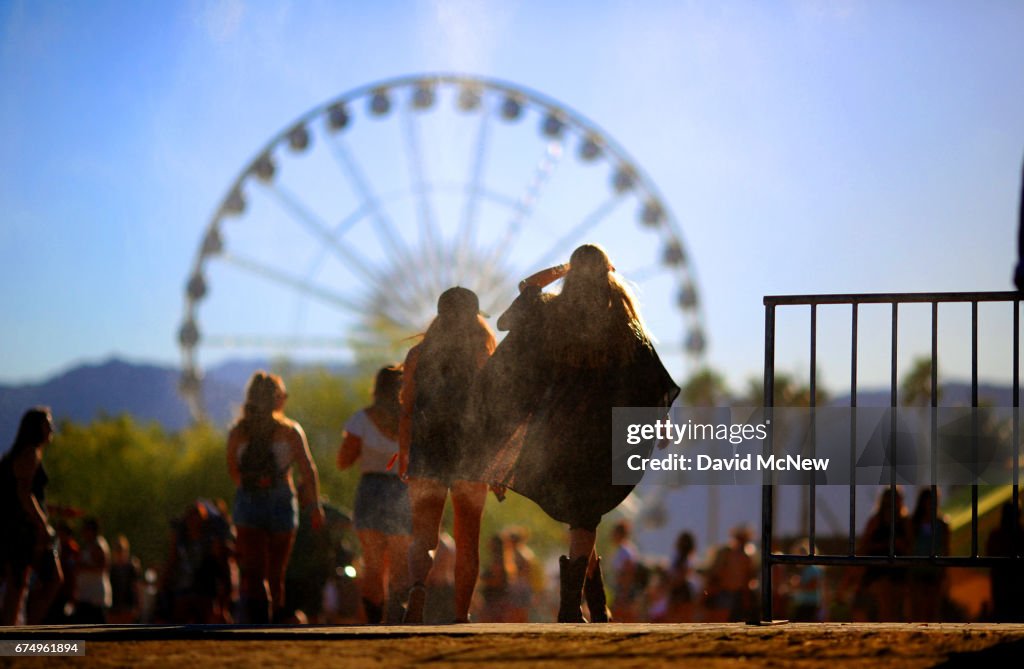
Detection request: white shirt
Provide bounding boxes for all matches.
[78,538,113,608]
[344,410,398,474]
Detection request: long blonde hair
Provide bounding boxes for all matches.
[548,243,650,367]
[238,371,286,440]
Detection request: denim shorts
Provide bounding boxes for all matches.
[354,473,412,535]
[233,485,299,533]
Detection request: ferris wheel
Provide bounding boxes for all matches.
[179,73,706,419]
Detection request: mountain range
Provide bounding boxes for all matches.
[0,357,298,441]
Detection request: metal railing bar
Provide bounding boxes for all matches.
[890,302,898,559]
[850,303,858,556]
[761,304,776,622]
[1015,300,1021,559]
[931,301,939,558]
[972,301,979,558]
[764,291,1020,306]
[809,304,817,556]
[769,554,1022,568]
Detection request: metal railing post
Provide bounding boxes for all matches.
[761,302,776,622]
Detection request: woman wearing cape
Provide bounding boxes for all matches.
[465,243,679,622]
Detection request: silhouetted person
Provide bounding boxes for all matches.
[204,498,237,623]
[0,407,63,625]
[74,517,111,623]
[855,487,912,621]
[505,527,541,623]
[642,565,669,622]
[704,525,756,622]
[908,488,949,621]
[469,243,679,622]
[108,535,142,624]
[788,540,823,622]
[284,493,351,624]
[337,365,411,623]
[665,531,697,622]
[478,533,514,622]
[159,502,219,623]
[41,521,79,623]
[227,371,324,623]
[609,520,640,622]
[987,501,1024,621]
[399,287,496,624]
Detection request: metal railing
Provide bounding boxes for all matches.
[760,291,1023,622]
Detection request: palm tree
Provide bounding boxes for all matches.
[741,372,828,408]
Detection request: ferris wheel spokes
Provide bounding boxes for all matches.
[452,103,492,286]
[202,335,350,349]
[323,132,428,297]
[467,139,565,303]
[529,193,625,271]
[495,140,566,257]
[260,181,383,288]
[399,105,448,301]
[219,251,366,315]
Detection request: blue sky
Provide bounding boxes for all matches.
[2,0,1023,394]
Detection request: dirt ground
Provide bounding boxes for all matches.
[2,623,1023,668]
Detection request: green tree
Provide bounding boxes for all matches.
[901,356,941,407]
[680,367,730,406]
[278,365,375,509]
[742,371,829,407]
[44,415,231,568]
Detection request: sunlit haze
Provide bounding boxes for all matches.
[2,0,1023,395]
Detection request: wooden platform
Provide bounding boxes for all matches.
[2,623,1023,668]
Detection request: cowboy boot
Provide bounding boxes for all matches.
[557,555,590,623]
[402,583,427,624]
[584,556,611,623]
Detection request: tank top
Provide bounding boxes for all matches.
[238,433,291,491]
[0,451,47,528]
[344,410,398,474]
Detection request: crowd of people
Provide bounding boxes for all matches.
[834,486,1024,622]
[2,242,1023,625]
[0,409,142,625]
